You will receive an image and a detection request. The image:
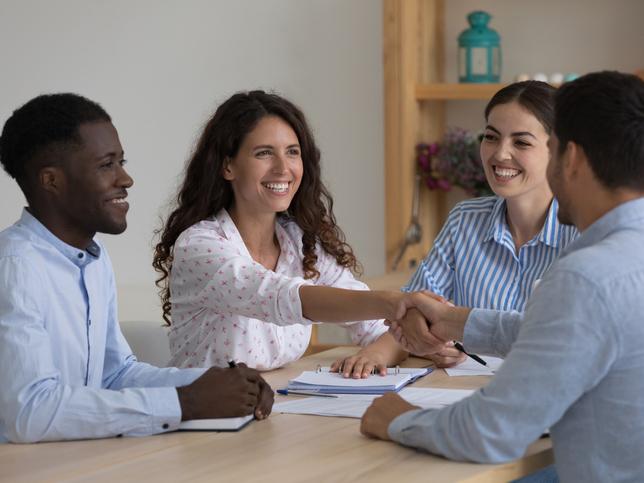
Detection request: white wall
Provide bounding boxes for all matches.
[0,0,386,324]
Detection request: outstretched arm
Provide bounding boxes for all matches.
[299,286,408,323]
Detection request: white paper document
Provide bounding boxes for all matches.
[444,356,504,376]
[274,387,474,419]
[287,367,432,394]
[178,414,253,432]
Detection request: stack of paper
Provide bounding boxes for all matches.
[274,387,474,419]
[286,367,432,394]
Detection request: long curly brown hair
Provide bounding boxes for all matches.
[153,90,361,325]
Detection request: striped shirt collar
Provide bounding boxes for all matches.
[483,197,564,248]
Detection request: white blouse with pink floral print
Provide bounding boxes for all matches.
[167,209,387,370]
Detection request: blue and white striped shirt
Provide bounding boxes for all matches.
[404,197,578,311]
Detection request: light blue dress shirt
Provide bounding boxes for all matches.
[389,198,644,482]
[404,197,578,311]
[0,210,205,443]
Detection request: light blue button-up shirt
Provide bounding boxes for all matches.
[0,210,205,443]
[404,197,578,311]
[389,198,644,482]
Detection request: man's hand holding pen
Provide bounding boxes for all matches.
[177,362,274,421]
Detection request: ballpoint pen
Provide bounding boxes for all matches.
[453,342,487,366]
[276,389,338,398]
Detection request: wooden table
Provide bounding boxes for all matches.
[0,348,552,483]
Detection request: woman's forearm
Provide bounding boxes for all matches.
[363,332,408,365]
[299,285,404,323]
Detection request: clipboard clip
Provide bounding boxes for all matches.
[316,364,400,375]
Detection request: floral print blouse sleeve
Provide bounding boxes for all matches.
[170,216,313,328]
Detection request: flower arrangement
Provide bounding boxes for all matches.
[416,127,493,198]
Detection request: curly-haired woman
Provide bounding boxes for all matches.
[153,91,407,378]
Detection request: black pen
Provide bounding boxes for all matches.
[453,342,487,366]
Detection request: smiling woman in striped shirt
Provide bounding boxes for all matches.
[405,81,578,367]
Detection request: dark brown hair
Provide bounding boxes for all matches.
[153,90,360,325]
[485,80,556,134]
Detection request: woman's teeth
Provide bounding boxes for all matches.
[493,166,521,179]
[263,182,289,193]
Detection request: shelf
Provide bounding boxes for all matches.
[416,83,506,100]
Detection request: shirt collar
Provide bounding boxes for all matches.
[563,197,644,255]
[216,209,296,267]
[17,208,101,267]
[483,197,510,244]
[215,209,245,250]
[536,198,564,248]
[482,197,565,248]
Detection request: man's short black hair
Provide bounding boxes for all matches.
[0,93,111,194]
[555,71,644,190]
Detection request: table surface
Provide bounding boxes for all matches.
[0,347,552,483]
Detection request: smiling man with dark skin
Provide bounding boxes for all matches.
[0,93,273,443]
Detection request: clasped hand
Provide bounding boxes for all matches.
[330,291,470,378]
[360,292,471,442]
[386,291,468,359]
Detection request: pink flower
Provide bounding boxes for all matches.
[427,142,440,156]
[425,177,438,190]
[418,154,431,171]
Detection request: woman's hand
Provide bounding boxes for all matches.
[420,342,467,368]
[330,349,388,379]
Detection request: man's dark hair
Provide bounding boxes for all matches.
[0,93,111,195]
[555,71,644,190]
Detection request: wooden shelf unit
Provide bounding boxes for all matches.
[384,0,450,272]
[383,1,504,272]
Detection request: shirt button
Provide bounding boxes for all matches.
[162,423,169,430]
[78,253,84,258]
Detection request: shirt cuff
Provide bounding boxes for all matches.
[281,279,314,326]
[387,407,426,443]
[134,387,183,436]
[463,308,500,355]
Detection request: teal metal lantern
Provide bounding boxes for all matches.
[458,11,501,83]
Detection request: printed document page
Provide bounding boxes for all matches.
[274,387,474,419]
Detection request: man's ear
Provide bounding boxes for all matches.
[562,141,586,180]
[38,166,65,196]
[222,158,235,181]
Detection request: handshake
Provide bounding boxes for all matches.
[384,291,473,368]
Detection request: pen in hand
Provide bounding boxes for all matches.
[453,342,487,366]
